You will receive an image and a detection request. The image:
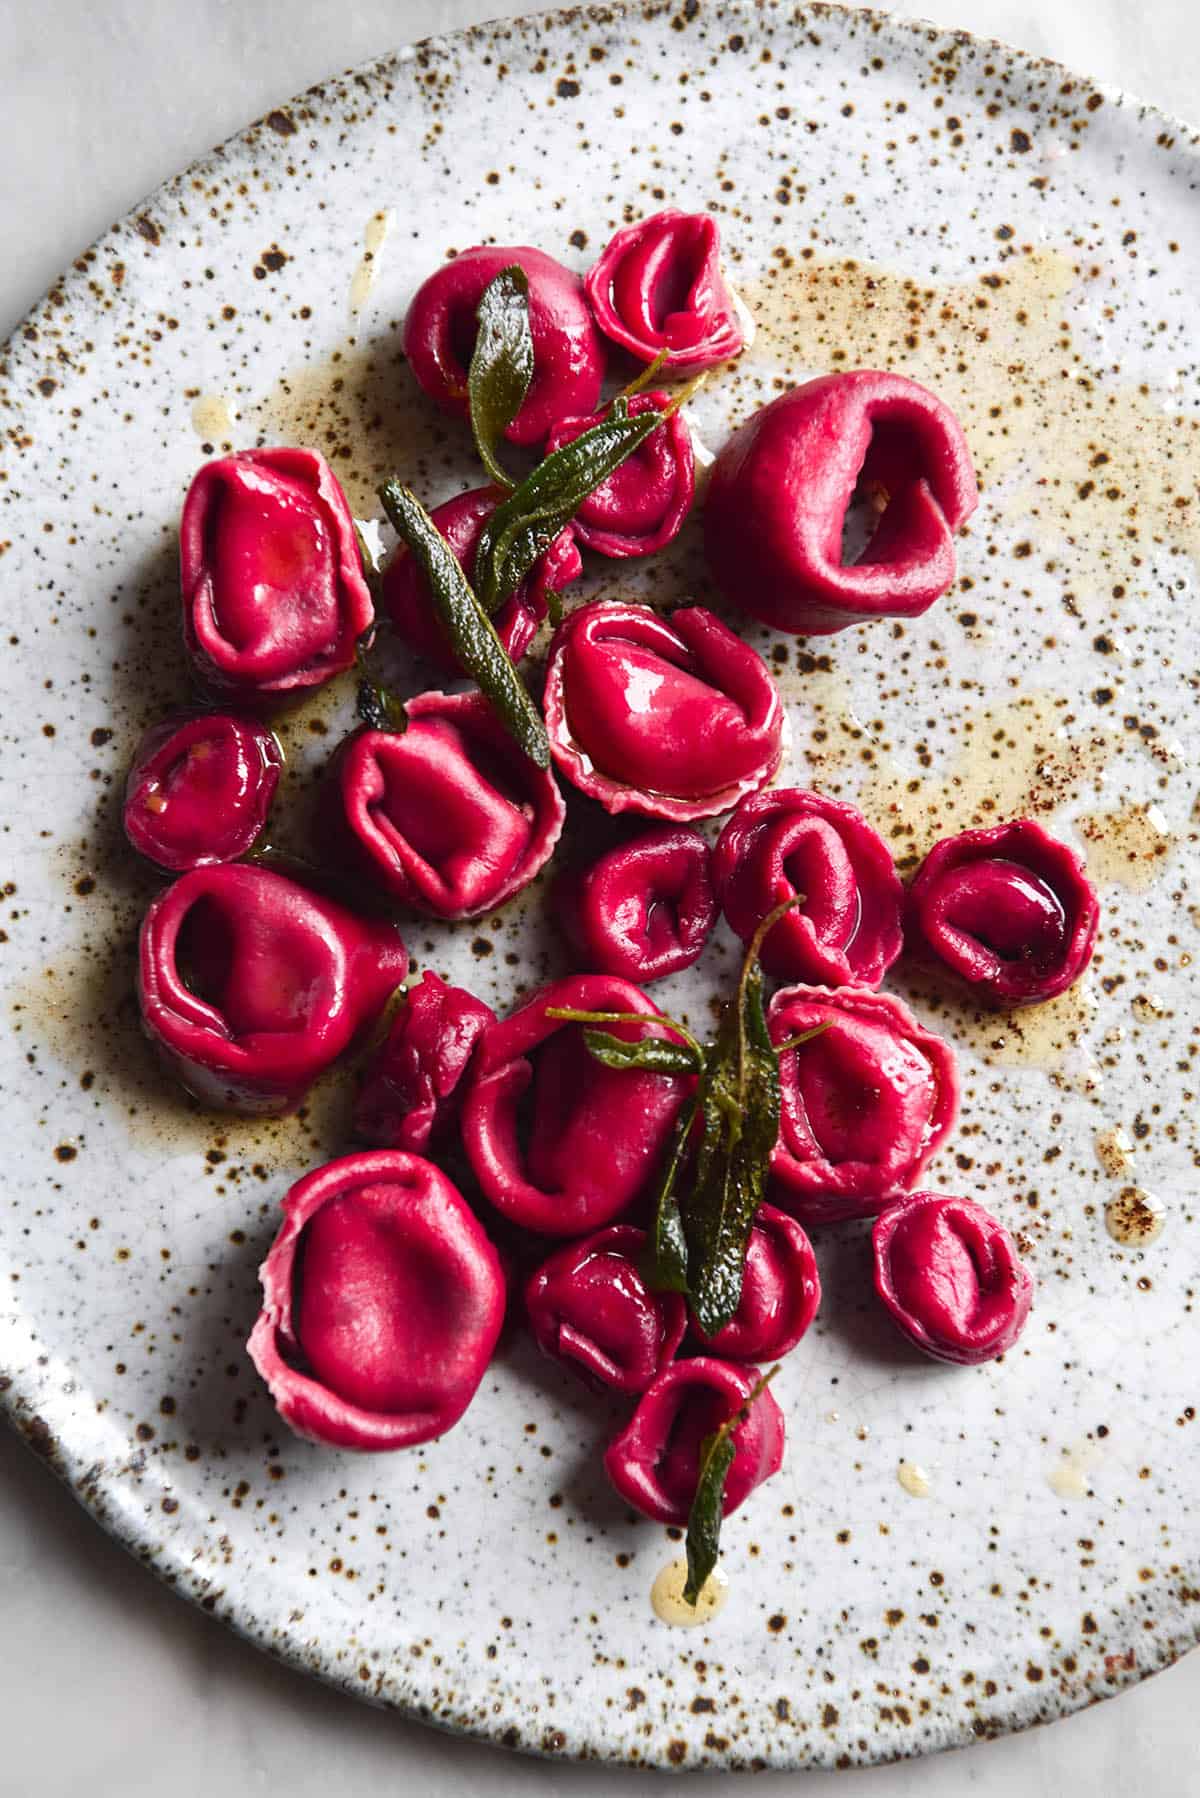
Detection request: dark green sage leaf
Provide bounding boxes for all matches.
[685,921,791,1336]
[378,480,550,769]
[683,1366,780,1606]
[683,1430,735,1608]
[468,265,533,492]
[472,396,663,613]
[354,634,408,735]
[580,1027,703,1077]
[643,1094,698,1295]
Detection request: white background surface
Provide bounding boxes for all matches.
[1,2,1197,1793]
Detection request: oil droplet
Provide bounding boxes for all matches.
[1077,803,1177,891]
[650,1558,729,1628]
[897,1461,932,1498]
[1130,992,1166,1023]
[191,393,234,441]
[1095,1126,1136,1178]
[1047,1444,1100,1499]
[1104,1186,1166,1246]
[349,208,395,313]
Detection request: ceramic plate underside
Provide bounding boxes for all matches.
[1,0,1197,1771]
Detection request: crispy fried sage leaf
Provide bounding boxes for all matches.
[579,1027,703,1077]
[353,634,408,735]
[562,899,830,1325]
[467,265,533,492]
[378,479,550,769]
[683,1365,781,1607]
[472,381,700,618]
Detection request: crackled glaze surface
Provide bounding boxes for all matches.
[0,0,1197,1772]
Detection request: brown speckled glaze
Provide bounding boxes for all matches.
[1,0,1198,1771]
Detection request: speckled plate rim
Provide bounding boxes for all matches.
[2,0,1198,1771]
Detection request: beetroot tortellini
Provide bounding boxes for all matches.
[403,244,605,445]
[248,1150,504,1449]
[713,789,903,988]
[907,819,1100,1007]
[460,974,692,1236]
[322,692,565,918]
[123,710,282,872]
[354,970,494,1150]
[543,601,783,821]
[555,825,716,984]
[382,485,580,672]
[689,1205,821,1362]
[138,863,408,1114]
[524,1225,687,1394]
[604,1358,785,1526]
[585,210,745,374]
[873,1192,1034,1365]
[180,447,374,703]
[543,391,695,558]
[768,985,958,1225]
[704,371,978,634]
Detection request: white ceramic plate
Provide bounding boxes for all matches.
[1,0,1197,1770]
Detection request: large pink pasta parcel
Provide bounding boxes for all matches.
[524,1224,687,1394]
[248,1150,505,1449]
[123,710,282,872]
[321,692,565,918]
[604,1358,785,1525]
[585,210,745,374]
[555,824,716,984]
[403,244,605,444]
[460,974,692,1237]
[873,1191,1034,1365]
[180,447,373,703]
[906,819,1099,1007]
[713,788,903,988]
[354,970,494,1150]
[767,985,958,1224]
[138,863,408,1115]
[704,370,977,634]
[543,601,782,821]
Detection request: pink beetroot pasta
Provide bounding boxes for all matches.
[873,1191,1034,1365]
[137,863,408,1115]
[354,970,494,1151]
[382,485,580,673]
[460,974,692,1237]
[906,818,1100,1007]
[604,1357,785,1525]
[180,447,373,703]
[123,710,282,872]
[248,1150,505,1449]
[524,1224,687,1394]
[704,370,978,634]
[403,244,605,445]
[554,824,716,984]
[321,692,565,919]
[688,1204,821,1363]
[543,601,782,821]
[767,985,959,1225]
[543,391,695,558]
[585,210,745,374]
[713,788,903,988]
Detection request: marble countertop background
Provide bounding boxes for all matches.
[1,1,1196,1792]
